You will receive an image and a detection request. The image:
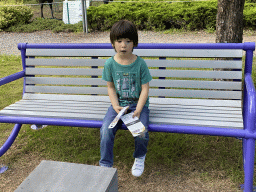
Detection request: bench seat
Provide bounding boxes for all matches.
[0,93,243,129]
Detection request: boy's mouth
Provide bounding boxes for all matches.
[121,50,126,52]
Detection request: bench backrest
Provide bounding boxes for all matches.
[19,43,249,101]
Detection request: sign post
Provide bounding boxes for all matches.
[63,0,89,33]
[81,0,88,34]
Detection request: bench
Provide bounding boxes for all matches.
[0,42,255,191]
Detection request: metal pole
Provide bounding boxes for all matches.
[81,0,88,34]
[66,0,70,24]
[85,0,88,34]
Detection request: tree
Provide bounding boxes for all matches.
[216,0,246,43]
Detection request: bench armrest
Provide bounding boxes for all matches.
[244,74,256,131]
[0,71,25,86]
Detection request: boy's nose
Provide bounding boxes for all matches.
[121,41,127,47]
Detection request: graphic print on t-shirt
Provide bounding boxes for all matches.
[116,72,137,99]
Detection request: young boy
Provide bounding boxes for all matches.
[99,20,152,177]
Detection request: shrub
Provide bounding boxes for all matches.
[246,0,256,3]
[53,21,83,33]
[87,1,218,31]
[5,18,83,33]
[181,2,217,30]
[1,1,255,33]
[87,1,256,32]
[243,3,256,29]
[0,6,33,30]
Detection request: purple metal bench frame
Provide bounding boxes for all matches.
[0,42,255,191]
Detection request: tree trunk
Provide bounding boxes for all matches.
[216,0,245,43]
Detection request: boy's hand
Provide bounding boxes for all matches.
[132,110,141,119]
[113,105,123,114]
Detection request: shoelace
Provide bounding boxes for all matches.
[133,158,144,170]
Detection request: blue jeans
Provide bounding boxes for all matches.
[99,104,149,167]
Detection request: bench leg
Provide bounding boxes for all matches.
[0,124,22,157]
[0,124,22,173]
[243,138,255,192]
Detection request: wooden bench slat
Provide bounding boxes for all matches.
[149,70,242,79]
[152,106,241,112]
[7,101,241,116]
[26,68,242,80]
[145,59,243,69]
[2,105,242,123]
[25,86,108,95]
[10,100,242,121]
[16,99,241,112]
[3,96,243,121]
[26,49,116,57]
[4,105,108,114]
[26,77,106,86]
[150,106,242,117]
[5,105,242,122]
[149,97,242,107]
[0,106,243,129]
[150,79,242,90]
[26,77,242,90]
[149,105,242,114]
[150,112,242,123]
[9,102,110,109]
[25,85,241,99]
[22,93,111,102]
[26,59,107,67]
[26,59,243,69]
[150,117,243,129]
[0,109,106,120]
[0,108,243,129]
[22,93,242,107]
[15,99,111,106]
[26,68,103,76]
[150,110,242,119]
[149,89,242,99]
[26,49,243,58]
[2,95,243,126]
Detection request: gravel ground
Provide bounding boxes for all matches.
[1,30,255,55]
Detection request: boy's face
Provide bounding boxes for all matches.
[112,38,134,55]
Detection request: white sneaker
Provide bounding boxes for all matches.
[31,124,47,130]
[132,155,146,177]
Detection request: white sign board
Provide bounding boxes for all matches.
[63,0,89,24]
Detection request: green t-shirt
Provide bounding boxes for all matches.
[102,56,152,107]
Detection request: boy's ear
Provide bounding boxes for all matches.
[111,44,117,52]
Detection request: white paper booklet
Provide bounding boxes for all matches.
[108,106,129,129]
[121,112,145,137]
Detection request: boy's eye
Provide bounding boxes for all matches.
[117,39,131,43]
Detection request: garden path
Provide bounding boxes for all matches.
[0,30,255,55]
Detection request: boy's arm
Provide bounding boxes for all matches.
[107,81,123,114]
[133,82,149,119]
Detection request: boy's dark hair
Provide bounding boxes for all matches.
[110,20,138,48]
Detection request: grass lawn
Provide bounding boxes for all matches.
[1,54,256,191]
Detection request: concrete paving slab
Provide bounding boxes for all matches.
[15,160,118,192]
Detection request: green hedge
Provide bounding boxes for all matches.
[87,1,256,31]
[87,1,216,31]
[0,6,33,31]
[1,1,255,32]
[244,3,256,29]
